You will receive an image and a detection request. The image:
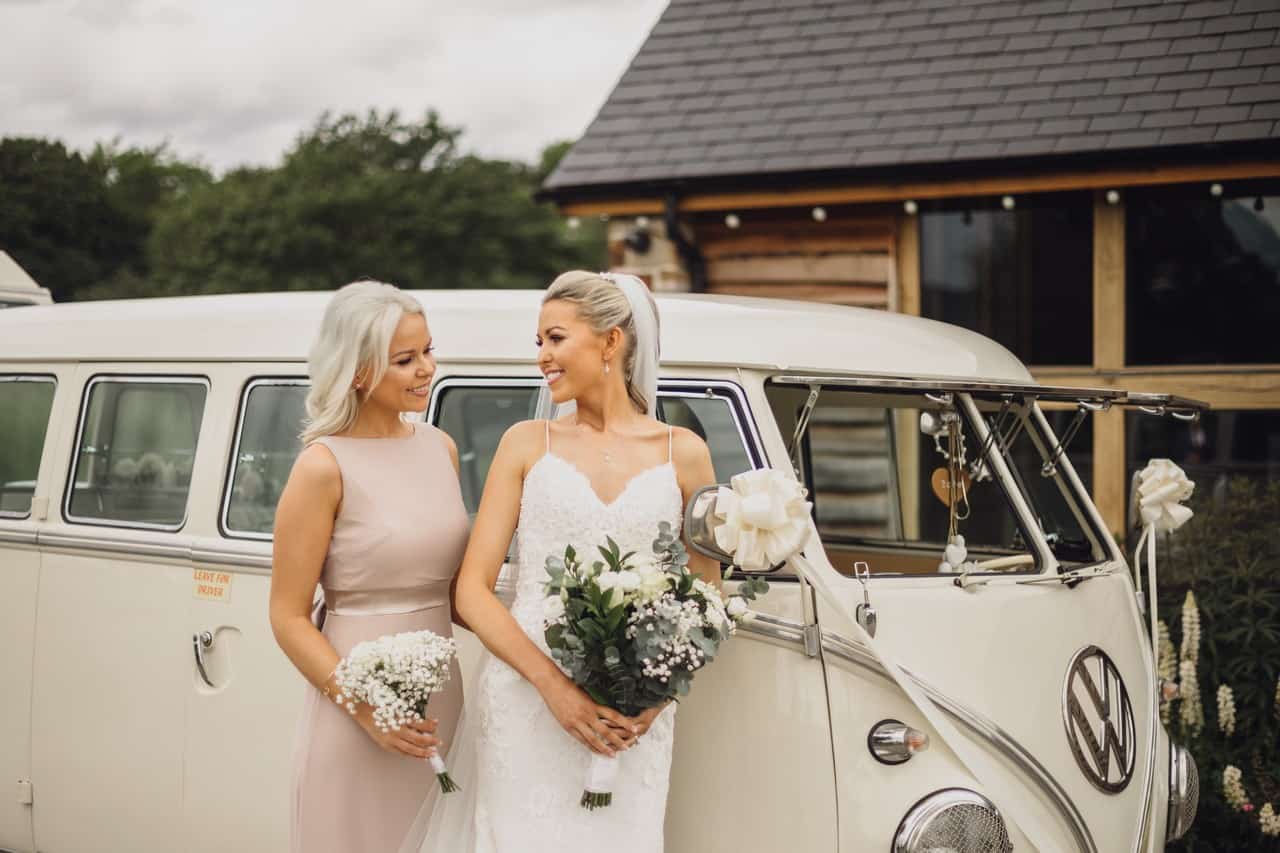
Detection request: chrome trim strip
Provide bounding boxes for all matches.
[190,546,272,571]
[821,631,1097,853]
[773,373,1124,403]
[38,530,191,561]
[62,374,211,533]
[0,528,38,546]
[220,377,309,541]
[737,612,809,651]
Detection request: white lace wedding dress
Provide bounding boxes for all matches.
[419,421,683,853]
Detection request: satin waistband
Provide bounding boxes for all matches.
[323,586,447,617]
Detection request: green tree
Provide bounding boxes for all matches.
[0,138,124,301]
[144,110,602,295]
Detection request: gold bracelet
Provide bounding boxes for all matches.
[320,666,338,699]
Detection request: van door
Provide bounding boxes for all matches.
[29,368,209,852]
[429,377,838,853]
[0,371,62,853]
[774,381,1152,851]
[180,375,308,853]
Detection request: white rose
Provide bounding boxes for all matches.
[543,595,566,622]
[726,597,749,619]
[614,570,641,591]
[594,572,627,607]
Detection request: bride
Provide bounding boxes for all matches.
[421,270,719,852]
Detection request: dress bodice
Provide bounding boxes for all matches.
[508,427,684,638]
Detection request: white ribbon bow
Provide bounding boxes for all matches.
[712,468,812,571]
[1136,458,1195,532]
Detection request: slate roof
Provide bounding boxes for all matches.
[544,0,1280,197]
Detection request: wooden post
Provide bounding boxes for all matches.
[896,214,920,316]
[1093,192,1127,534]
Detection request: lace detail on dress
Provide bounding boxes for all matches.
[472,436,682,853]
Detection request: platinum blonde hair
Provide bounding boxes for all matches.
[301,280,424,446]
[542,270,660,415]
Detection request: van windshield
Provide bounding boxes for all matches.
[973,399,1104,566]
[767,383,1042,577]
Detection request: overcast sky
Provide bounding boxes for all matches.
[0,0,666,171]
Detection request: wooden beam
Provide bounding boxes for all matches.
[1093,192,1126,370]
[1029,367,1280,410]
[706,281,889,307]
[897,214,920,316]
[556,159,1280,217]
[708,254,891,284]
[1093,408,1127,537]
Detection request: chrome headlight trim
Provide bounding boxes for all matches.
[1167,743,1199,842]
[892,787,1013,853]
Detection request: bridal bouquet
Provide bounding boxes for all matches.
[542,522,767,810]
[332,629,460,793]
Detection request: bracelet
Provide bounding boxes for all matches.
[320,666,338,699]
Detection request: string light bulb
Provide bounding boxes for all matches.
[725,213,741,229]
[903,199,919,215]
[635,216,650,227]
[811,206,827,222]
[1001,195,1016,211]
[1105,190,1120,205]
[1210,183,1223,197]
[566,216,580,230]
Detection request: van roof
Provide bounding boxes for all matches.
[0,289,1032,382]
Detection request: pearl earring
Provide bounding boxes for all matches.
[604,361,611,375]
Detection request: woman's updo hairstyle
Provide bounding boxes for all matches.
[542,270,660,414]
[301,280,424,445]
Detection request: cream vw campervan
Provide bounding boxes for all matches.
[0,290,1198,852]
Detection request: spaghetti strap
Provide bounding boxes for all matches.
[667,423,674,463]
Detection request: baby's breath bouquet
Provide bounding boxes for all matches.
[332,629,460,793]
[542,522,766,810]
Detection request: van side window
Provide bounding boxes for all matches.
[768,384,1044,577]
[0,376,57,517]
[223,380,309,537]
[432,382,541,514]
[66,377,208,529]
[659,391,756,482]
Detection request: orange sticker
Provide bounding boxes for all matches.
[193,569,232,603]
[930,467,972,506]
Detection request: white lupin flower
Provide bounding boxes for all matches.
[1223,765,1250,811]
[1179,658,1203,734]
[1217,684,1237,736]
[1180,590,1201,667]
[1260,802,1280,837]
[1157,620,1176,725]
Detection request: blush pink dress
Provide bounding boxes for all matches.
[290,422,469,853]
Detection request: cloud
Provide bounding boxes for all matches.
[0,0,666,170]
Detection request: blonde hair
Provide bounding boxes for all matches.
[301,280,424,445]
[543,270,659,414]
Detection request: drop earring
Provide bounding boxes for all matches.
[603,361,611,375]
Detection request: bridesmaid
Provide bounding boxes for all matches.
[270,280,469,853]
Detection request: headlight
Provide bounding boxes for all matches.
[893,788,1013,853]
[1167,743,1199,842]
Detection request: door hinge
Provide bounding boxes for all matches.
[802,623,820,658]
[16,779,32,805]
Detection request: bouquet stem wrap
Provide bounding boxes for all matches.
[582,754,619,810]
[428,751,460,794]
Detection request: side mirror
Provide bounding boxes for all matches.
[683,484,733,564]
[683,483,788,573]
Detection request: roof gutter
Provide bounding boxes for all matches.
[664,193,707,294]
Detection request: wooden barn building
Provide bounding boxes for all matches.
[540,0,1280,533]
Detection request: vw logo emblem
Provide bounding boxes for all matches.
[1063,645,1136,793]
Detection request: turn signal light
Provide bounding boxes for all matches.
[869,719,930,765]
